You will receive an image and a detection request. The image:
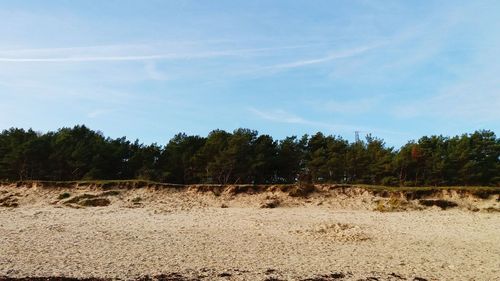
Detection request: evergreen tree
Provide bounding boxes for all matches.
[0,125,497,186]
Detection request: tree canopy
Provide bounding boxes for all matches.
[0,125,498,186]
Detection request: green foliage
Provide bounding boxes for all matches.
[276,136,307,183]
[380,176,399,187]
[0,125,498,186]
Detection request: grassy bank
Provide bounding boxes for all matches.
[1,180,498,198]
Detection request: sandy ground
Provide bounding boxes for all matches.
[0,185,499,281]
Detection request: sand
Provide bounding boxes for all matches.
[0,185,499,281]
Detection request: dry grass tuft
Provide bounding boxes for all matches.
[100,190,121,197]
[260,199,280,209]
[63,193,111,207]
[0,194,19,208]
[288,183,316,197]
[58,192,71,200]
[79,198,111,207]
[374,197,410,212]
[418,199,458,210]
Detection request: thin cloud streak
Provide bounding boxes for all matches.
[0,44,326,63]
[249,107,361,133]
[249,107,307,124]
[266,43,384,70]
[249,107,408,138]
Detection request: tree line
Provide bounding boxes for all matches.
[0,125,498,186]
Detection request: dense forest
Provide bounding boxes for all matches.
[0,125,498,186]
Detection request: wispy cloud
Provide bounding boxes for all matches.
[391,30,500,124]
[393,76,500,122]
[0,43,323,63]
[311,97,381,114]
[265,43,384,70]
[249,107,308,124]
[1,0,496,146]
[248,107,363,133]
[0,55,177,62]
[249,107,407,138]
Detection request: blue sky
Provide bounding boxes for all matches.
[0,0,499,147]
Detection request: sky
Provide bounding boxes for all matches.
[0,0,499,147]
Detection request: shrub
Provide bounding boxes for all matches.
[289,183,316,197]
[418,199,458,209]
[374,197,408,212]
[260,199,280,208]
[58,192,71,200]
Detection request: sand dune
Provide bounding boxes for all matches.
[0,184,499,281]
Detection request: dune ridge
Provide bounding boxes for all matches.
[0,182,499,280]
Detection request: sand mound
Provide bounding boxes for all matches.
[0,183,499,280]
[296,222,371,242]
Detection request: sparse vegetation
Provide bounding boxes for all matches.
[260,199,280,208]
[79,198,111,207]
[288,183,316,197]
[212,189,222,197]
[131,197,142,203]
[0,194,18,208]
[482,207,500,212]
[418,199,458,209]
[374,197,411,212]
[100,190,121,197]
[65,194,100,204]
[58,192,71,200]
